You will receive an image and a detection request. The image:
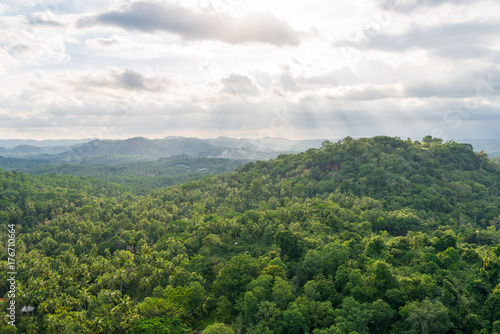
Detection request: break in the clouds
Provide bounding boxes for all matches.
[0,0,499,141]
[81,1,301,46]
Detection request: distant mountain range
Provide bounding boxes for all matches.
[0,139,90,149]
[0,137,499,161]
[0,136,327,161]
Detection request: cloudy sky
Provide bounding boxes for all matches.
[0,0,499,140]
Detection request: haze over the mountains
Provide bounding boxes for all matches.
[1,137,500,161]
[0,136,327,161]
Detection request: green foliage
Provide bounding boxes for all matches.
[0,326,17,334]
[134,316,189,334]
[0,155,247,195]
[400,299,453,334]
[0,136,499,333]
[213,254,261,302]
[275,230,304,260]
[282,307,308,334]
[272,277,295,309]
[202,323,235,334]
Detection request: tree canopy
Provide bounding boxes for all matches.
[1,136,499,333]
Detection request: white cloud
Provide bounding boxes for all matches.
[80,1,301,46]
[85,36,123,49]
[221,74,261,97]
[0,47,18,73]
[68,68,169,94]
[0,16,70,65]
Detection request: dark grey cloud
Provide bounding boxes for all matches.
[221,74,260,97]
[80,1,300,46]
[74,69,167,92]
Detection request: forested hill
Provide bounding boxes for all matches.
[227,136,500,230]
[1,136,500,333]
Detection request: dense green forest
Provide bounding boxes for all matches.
[0,155,247,195]
[1,136,500,333]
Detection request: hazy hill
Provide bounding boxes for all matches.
[0,136,327,161]
[68,137,165,157]
[0,136,323,159]
[10,145,45,154]
[65,136,326,160]
[0,138,90,149]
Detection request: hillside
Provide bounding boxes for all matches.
[1,136,500,333]
[0,155,248,195]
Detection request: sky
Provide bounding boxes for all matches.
[0,0,499,140]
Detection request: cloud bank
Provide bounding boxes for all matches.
[0,0,499,141]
